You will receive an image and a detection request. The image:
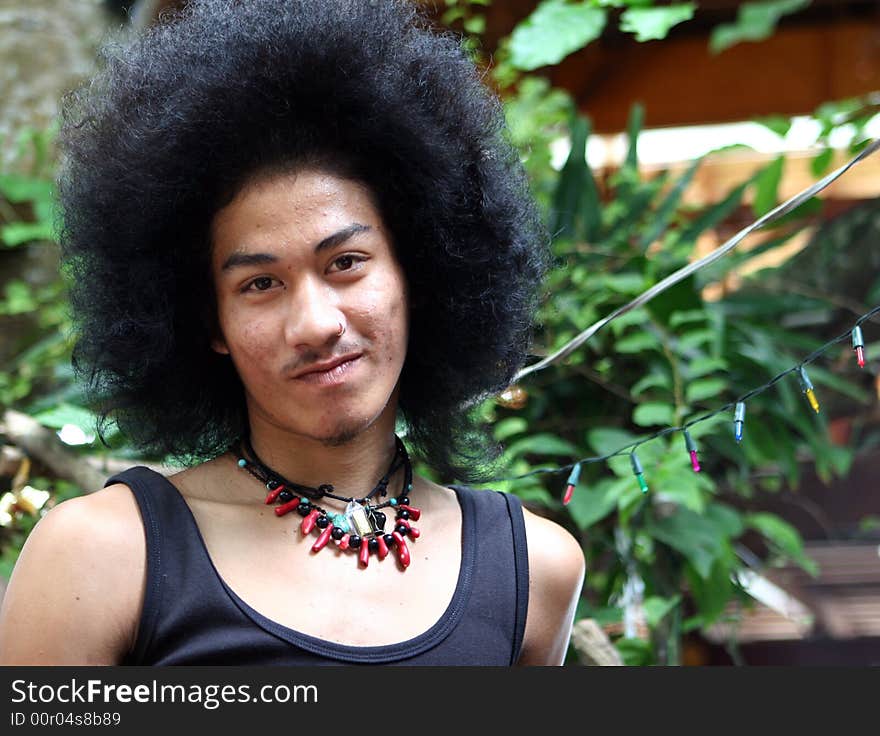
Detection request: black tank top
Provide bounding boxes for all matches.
[104,466,530,665]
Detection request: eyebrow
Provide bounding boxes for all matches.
[220,222,372,271]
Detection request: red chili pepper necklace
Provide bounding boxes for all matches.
[235,434,420,569]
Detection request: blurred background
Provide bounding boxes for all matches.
[2,0,880,665]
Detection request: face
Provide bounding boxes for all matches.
[209,168,409,445]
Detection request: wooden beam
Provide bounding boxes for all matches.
[550,18,880,132]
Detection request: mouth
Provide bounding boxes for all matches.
[294,354,363,385]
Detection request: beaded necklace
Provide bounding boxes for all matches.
[235,433,421,569]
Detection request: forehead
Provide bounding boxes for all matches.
[210,168,387,257]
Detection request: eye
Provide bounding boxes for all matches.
[329,254,367,273]
[241,276,278,293]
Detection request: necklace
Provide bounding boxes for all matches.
[234,434,420,569]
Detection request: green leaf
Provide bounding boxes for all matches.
[685,377,727,403]
[550,113,602,242]
[31,403,99,434]
[646,507,728,579]
[620,4,695,42]
[685,557,736,625]
[616,331,660,353]
[810,147,833,176]
[508,0,607,71]
[587,427,639,456]
[0,173,53,203]
[704,503,745,538]
[494,417,528,442]
[600,273,645,295]
[567,476,630,529]
[752,155,784,217]
[686,357,728,379]
[633,402,673,427]
[674,176,754,246]
[504,432,580,459]
[631,372,672,397]
[2,221,55,247]
[463,15,486,35]
[0,280,38,314]
[669,309,708,328]
[639,156,701,249]
[614,636,654,666]
[653,468,707,514]
[624,103,644,172]
[678,328,715,350]
[710,0,812,54]
[643,594,682,627]
[746,512,819,576]
[754,114,792,138]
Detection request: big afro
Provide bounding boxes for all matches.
[57,0,551,484]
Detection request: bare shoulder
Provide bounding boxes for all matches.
[517,505,586,666]
[0,483,145,665]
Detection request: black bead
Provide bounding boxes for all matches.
[278,489,294,503]
[397,509,410,521]
[331,527,345,541]
[267,480,280,490]
[349,535,362,549]
[296,502,311,516]
[383,533,395,547]
[395,524,408,536]
[399,496,410,506]
[372,511,387,530]
[316,515,329,529]
[368,538,379,552]
[317,484,334,496]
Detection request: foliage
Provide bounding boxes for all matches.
[464,89,872,663]
[710,0,811,54]
[466,0,814,78]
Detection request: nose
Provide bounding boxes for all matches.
[283,275,345,349]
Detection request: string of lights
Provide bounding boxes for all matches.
[513,138,880,385]
[499,306,878,502]
[489,139,880,502]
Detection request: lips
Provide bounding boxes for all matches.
[293,353,362,378]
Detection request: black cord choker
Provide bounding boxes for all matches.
[235,434,420,569]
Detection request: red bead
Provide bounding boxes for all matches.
[274,497,300,516]
[339,533,350,551]
[856,345,866,368]
[301,509,320,535]
[264,484,285,504]
[377,535,389,560]
[359,541,370,567]
[399,504,420,521]
[398,518,420,539]
[392,531,410,567]
[562,484,574,505]
[312,524,334,552]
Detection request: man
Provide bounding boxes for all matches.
[0,0,584,665]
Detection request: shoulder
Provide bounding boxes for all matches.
[517,504,585,666]
[0,482,145,665]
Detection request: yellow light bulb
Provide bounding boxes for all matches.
[805,387,820,413]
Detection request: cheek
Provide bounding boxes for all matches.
[223,313,274,359]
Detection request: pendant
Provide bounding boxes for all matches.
[345,499,374,538]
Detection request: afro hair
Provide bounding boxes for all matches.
[57,0,552,484]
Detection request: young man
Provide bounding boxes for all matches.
[0,0,584,665]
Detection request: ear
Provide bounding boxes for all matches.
[211,336,230,355]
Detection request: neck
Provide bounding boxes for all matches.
[236,411,405,512]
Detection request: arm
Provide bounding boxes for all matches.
[516,507,586,666]
[0,484,145,665]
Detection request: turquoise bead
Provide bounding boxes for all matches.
[237,459,247,467]
[390,498,398,506]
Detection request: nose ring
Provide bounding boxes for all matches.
[337,321,345,337]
